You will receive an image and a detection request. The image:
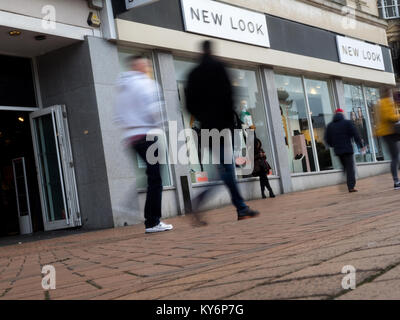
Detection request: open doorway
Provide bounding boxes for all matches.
[0,111,43,237]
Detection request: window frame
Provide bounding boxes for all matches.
[378,0,400,19]
[275,72,338,174]
[343,81,379,163]
[173,56,278,185]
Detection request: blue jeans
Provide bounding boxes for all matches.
[219,161,249,213]
[132,138,162,228]
[195,142,248,214]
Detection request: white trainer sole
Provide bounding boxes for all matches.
[145,225,174,233]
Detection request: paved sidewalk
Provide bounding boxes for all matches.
[1,173,400,300]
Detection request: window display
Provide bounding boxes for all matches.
[118,48,172,188]
[364,86,390,161]
[275,74,317,173]
[230,68,274,180]
[344,84,375,163]
[304,79,340,171]
[173,58,274,183]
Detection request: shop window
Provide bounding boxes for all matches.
[0,54,36,107]
[117,49,172,188]
[173,58,274,184]
[304,78,340,171]
[275,74,317,173]
[364,87,391,161]
[378,0,400,19]
[344,84,375,163]
[230,67,274,180]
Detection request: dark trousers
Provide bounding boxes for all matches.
[132,139,162,228]
[383,134,400,183]
[258,173,274,196]
[338,153,356,190]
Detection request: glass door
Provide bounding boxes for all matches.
[30,105,81,231]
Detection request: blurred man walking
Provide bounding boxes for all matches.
[375,86,400,190]
[185,40,259,221]
[325,108,365,193]
[114,55,173,233]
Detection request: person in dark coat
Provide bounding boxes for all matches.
[185,40,259,222]
[253,138,275,199]
[325,108,365,193]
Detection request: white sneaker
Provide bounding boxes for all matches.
[145,222,173,233]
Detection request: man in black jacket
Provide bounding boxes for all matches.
[325,108,366,193]
[185,40,259,221]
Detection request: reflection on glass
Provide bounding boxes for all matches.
[275,74,316,173]
[228,67,274,179]
[36,114,65,222]
[364,87,391,161]
[174,58,274,183]
[117,49,171,188]
[174,59,219,183]
[344,84,374,163]
[304,79,340,171]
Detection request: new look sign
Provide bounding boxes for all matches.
[180,0,270,48]
[336,36,385,71]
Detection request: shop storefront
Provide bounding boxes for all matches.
[0,54,82,237]
[2,0,393,234]
[0,0,113,237]
[103,0,395,224]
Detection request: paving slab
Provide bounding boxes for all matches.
[0,173,399,300]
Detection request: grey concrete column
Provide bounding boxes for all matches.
[332,78,346,109]
[37,37,115,229]
[153,51,193,215]
[261,68,293,193]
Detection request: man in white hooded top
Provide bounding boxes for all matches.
[114,55,173,233]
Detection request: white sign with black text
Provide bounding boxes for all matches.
[180,0,270,48]
[336,35,385,71]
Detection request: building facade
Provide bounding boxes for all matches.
[0,0,395,237]
[377,0,400,81]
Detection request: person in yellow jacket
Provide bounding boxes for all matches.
[375,86,400,189]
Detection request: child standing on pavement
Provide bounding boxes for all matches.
[253,138,276,199]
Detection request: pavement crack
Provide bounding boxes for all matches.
[123,271,149,278]
[86,280,102,290]
[72,272,85,278]
[0,288,12,298]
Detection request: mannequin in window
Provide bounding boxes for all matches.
[356,107,369,152]
[239,100,255,130]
